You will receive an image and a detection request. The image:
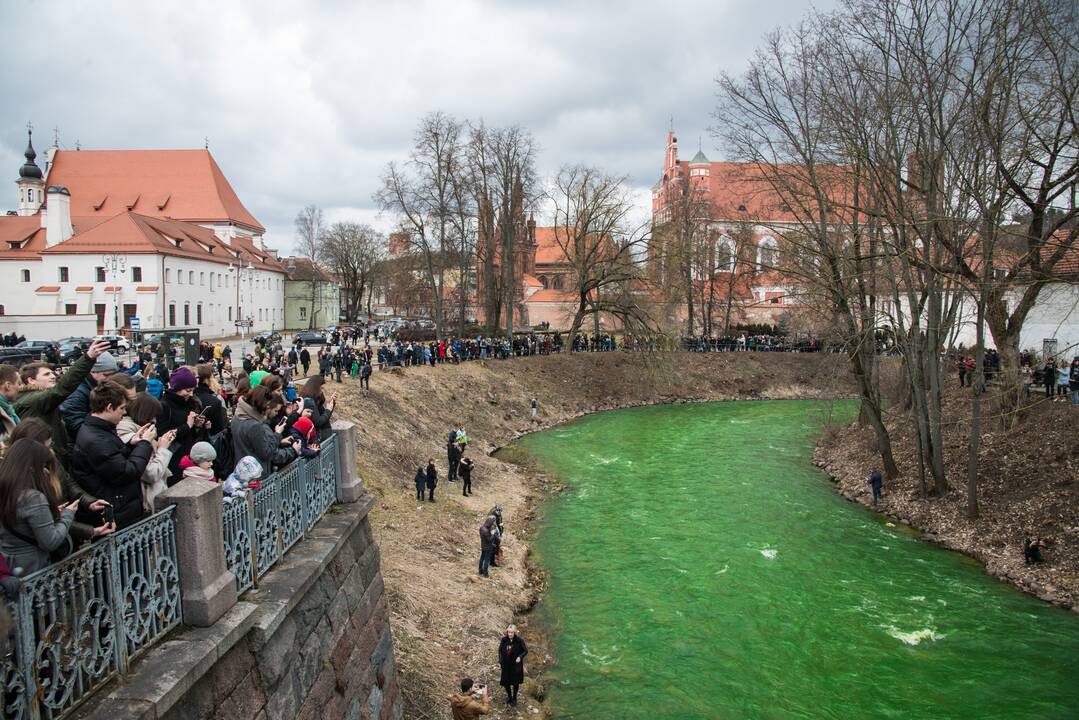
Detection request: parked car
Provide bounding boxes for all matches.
[0,347,38,369]
[94,334,130,352]
[254,330,281,343]
[56,337,93,364]
[292,330,327,346]
[15,340,59,360]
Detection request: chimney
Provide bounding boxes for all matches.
[46,185,73,247]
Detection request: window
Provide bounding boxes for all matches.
[95,267,106,282]
[188,271,194,284]
[165,268,171,283]
[168,304,176,326]
[228,306,232,321]
[757,236,779,269]
[715,235,736,273]
[196,303,203,325]
[21,269,30,283]
[0,305,4,315]
[65,304,77,315]
[210,273,215,291]
[299,306,307,321]
[59,267,69,282]
[552,275,563,290]
[183,304,190,325]
[539,275,549,289]
[200,272,205,286]
[131,266,142,282]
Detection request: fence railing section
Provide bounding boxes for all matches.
[222,434,339,592]
[1,507,180,720]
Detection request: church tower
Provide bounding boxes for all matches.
[15,126,45,216]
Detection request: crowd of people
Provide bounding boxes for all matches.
[0,338,340,588]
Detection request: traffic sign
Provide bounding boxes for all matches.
[130,317,141,330]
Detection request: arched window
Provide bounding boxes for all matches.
[552,275,563,290]
[715,235,736,273]
[539,275,549,289]
[757,236,779,270]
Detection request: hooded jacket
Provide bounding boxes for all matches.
[116,417,173,513]
[70,416,154,529]
[449,693,489,720]
[231,399,297,472]
[15,352,95,466]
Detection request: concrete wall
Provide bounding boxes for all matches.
[75,498,400,720]
[0,313,97,340]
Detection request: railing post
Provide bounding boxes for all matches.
[155,479,237,626]
[331,420,364,502]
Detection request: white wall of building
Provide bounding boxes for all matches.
[0,314,97,340]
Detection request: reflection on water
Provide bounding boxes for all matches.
[515,401,1079,720]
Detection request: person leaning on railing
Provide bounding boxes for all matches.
[232,385,299,473]
[0,438,113,577]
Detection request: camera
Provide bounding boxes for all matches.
[472,683,486,698]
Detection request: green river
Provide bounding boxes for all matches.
[512,401,1079,719]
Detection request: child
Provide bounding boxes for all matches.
[290,417,321,458]
[224,456,264,496]
[182,441,217,482]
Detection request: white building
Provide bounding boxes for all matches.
[1,130,287,339]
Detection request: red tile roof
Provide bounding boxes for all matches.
[35,285,60,293]
[534,227,570,265]
[526,288,578,303]
[75,285,93,291]
[0,216,45,259]
[39,212,284,272]
[45,149,265,233]
[136,285,159,292]
[522,273,543,289]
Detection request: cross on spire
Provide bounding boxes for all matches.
[204,136,209,150]
[26,121,32,136]
[53,126,60,147]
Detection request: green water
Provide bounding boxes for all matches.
[514,401,1079,720]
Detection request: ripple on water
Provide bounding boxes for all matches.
[882,625,945,646]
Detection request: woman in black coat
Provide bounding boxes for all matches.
[299,376,336,441]
[156,367,207,483]
[498,624,528,706]
[424,459,437,502]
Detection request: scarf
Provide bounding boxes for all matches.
[0,395,21,425]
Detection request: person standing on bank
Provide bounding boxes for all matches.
[866,469,883,507]
[414,466,427,502]
[498,624,528,706]
[460,457,474,497]
[479,515,497,577]
[425,458,438,502]
[530,398,537,419]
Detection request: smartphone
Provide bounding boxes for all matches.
[103,505,115,525]
[108,338,120,350]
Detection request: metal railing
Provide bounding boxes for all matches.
[1,507,180,720]
[222,434,339,593]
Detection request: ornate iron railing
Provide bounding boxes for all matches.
[1,507,180,720]
[221,434,340,592]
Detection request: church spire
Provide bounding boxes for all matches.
[19,124,43,180]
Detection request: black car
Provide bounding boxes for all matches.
[0,347,38,369]
[292,330,327,346]
[255,330,281,343]
[56,337,93,364]
[16,340,59,360]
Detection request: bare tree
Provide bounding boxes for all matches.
[375,112,470,339]
[321,222,387,323]
[294,204,326,329]
[651,171,715,336]
[548,165,655,337]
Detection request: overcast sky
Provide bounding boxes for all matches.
[2,0,826,254]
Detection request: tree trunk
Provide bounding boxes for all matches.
[967,289,986,519]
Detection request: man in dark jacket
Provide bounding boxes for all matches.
[447,440,462,483]
[70,381,163,529]
[299,347,311,376]
[15,340,110,467]
[60,350,120,445]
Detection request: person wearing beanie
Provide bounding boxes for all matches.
[156,366,208,483]
[248,370,269,389]
[289,416,321,458]
[182,441,217,482]
[59,347,120,445]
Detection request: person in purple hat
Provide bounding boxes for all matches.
[155,366,207,483]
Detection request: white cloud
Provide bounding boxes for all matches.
[2,0,831,253]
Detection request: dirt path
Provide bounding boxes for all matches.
[325,351,852,718]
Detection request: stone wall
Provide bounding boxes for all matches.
[75,422,401,720]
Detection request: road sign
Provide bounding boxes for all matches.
[130,317,141,330]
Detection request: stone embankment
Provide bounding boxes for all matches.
[328,351,854,718]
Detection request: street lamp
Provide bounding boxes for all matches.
[101,252,127,334]
[228,254,255,354]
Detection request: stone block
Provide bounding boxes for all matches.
[328,587,350,642]
[367,685,384,720]
[212,667,266,720]
[332,420,365,502]
[256,615,297,689]
[264,669,301,720]
[155,478,237,626]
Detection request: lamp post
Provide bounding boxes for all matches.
[228,254,255,355]
[101,252,127,334]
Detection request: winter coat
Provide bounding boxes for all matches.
[310,398,334,441]
[289,426,320,458]
[231,399,297,472]
[0,399,17,442]
[449,693,490,720]
[194,383,227,436]
[70,416,154,530]
[116,417,173,513]
[425,463,438,489]
[157,390,205,482]
[0,490,75,575]
[14,353,96,467]
[59,375,98,447]
[414,468,426,490]
[498,634,528,687]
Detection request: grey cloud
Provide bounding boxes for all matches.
[3,0,831,253]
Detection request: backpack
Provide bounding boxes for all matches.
[210,425,236,479]
[146,378,164,399]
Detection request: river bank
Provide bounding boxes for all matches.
[814,386,1079,611]
[327,351,853,718]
